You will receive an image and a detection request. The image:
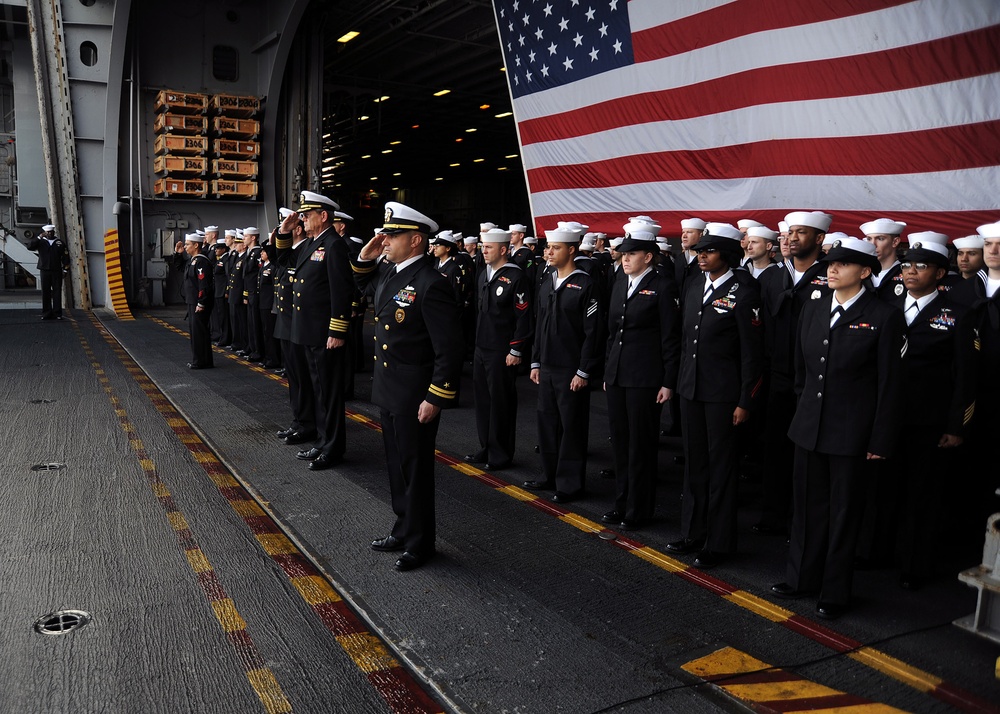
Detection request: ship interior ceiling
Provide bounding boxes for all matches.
[314,0,529,226]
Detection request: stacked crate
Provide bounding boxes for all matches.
[210,94,261,200]
[153,90,209,198]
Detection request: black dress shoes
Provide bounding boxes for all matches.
[599,468,616,479]
[619,519,643,531]
[464,451,487,464]
[395,551,430,572]
[522,480,554,490]
[601,510,623,524]
[484,461,511,471]
[276,427,295,439]
[283,431,317,445]
[371,536,404,552]
[665,538,705,554]
[187,362,211,370]
[770,582,814,600]
[815,602,848,620]
[308,453,342,471]
[551,491,579,503]
[693,550,725,568]
[296,447,321,461]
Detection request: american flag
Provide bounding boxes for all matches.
[493,0,1000,239]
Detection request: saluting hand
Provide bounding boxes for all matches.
[359,233,388,261]
[279,212,299,234]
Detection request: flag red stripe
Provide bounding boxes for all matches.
[518,26,1000,146]
[531,211,996,241]
[631,0,913,63]
[525,120,1000,191]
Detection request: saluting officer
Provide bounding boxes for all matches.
[277,191,354,471]
[524,222,602,503]
[464,227,533,470]
[861,218,907,300]
[602,218,680,530]
[352,202,463,571]
[669,223,763,568]
[772,236,905,620]
[227,232,248,353]
[182,232,214,369]
[27,223,70,320]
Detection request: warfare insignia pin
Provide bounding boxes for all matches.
[395,308,405,324]
[811,290,822,300]
[894,283,904,296]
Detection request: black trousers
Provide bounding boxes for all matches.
[536,365,589,495]
[211,295,230,344]
[247,297,264,357]
[381,406,439,557]
[229,301,247,351]
[283,338,312,434]
[607,384,662,523]
[188,306,214,367]
[302,342,346,458]
[260,308,280,366]
[679,397,739,553]
[758,380,796,529]
[40,269,64,318]
[472,347,518,465]
[786,447,866,605]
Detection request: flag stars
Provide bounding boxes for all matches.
[613,38,623,53]
[523,12,530,25]
[547,41,557,55]
[513,0,519,10]
[571,0,579,6]
[598,22,608,37]
[528,49,536,62]
[509,21,514,32]
[589,47,599,61]
[563,56,574,71]
[535,26,544,40]
[609,0,618,10]
[515,56,522,67]
[541,63,549,77]
[526,70,533,82]
[585,6,596,21]
[543,2,552,16]
[558,16,569,31]
[518,34,526,46]
[573,32,583,47]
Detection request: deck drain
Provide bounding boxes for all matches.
[28,399,57,404]
[30,463,67,472]
[598,531,618,541]
[34,610,91,635]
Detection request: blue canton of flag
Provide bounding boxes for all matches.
[494,0,634,99]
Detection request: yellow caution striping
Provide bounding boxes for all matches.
[185,548,212,574]
[337,632,400,674]
[497,485,538,502]
[103,229,134,320]
[245,668,293,714]
[167,511,189,531]
[630,546,689,574]
[559,512,604,533]
[849,647,942,694]
[229,499,266,518]
[723,590,794,624]
[211,598,248,633]
[291,575,343,606]
[256,533,298,555]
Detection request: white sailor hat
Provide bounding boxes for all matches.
[195,229,206,237]
[860,217,906,237]
[778,221,789,233]
[905,239,950,267]
[278,207,296,220]
[747,226,779,242]
[524,236,538,245]
[383,201,438,234]
[480,222,498,232]
[544,222,585,243]
[976,221,1000,239]
[822,233,839,247]
[907,231,948,246]
[822,235,881,274]
[953,235,985,250]
[620,218,661,253]
[508,223,528,233]
[656,239,671,253]
[482,228,512,243]
[233,230,244,242]
[244,227,259,236]
[694,223,743,253]
[432,230,458,246]
[42,224,56,232]
[297,190,340,212]
[184,232,204,243]
[333,211,354,222]
[557,221,589,233]
[205,225,219,233]
[785,211,833,233]
[738,219,763,230]
[225,229,237,237]
[680,217,706,231]
[609,237,624,249]
[463,235,479,245]
[580,235,598,251]
[214,237,227,246]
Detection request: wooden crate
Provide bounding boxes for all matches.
[212,159,258,179]
[211,179,258,200]
[154,90,208,114]
[154,155,208,176]
[211,93,260,117]
[213,139,260,159]
[154,113,208,135]
[154,178,208,198]
[212,116,260,138]
[154,134,208,156]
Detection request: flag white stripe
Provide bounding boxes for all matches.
[520,74,1000,168]
[529,166,1000,217]
[627,0,737,33]
[513,0,1000,121]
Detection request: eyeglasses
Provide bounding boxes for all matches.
[900,262,932,271]
[697,248,719,254]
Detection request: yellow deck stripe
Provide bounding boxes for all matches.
[336,633,399,673]
[245,668,293,714]
[291,575,343,605]
[186,548,212,574]
[256,533,298,555]
[723,590,794,624]
[211,598,248,632]
[849,648,942,693]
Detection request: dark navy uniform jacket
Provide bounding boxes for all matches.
[891,292,976,435]
[949,271,1000,412]
[871,262,905,301]
[227,250,245,305]
[677,270,763,408]
[258,261,276,312]
[788,289,905,457]
[26,235,69,271]
[242,246,261,301]
[604,269,680,390]
[475,262,533,355]
[273,242,303,342]
[277,227,353,347]
[213,250,229,299]
[531,268,601,379]
[352,254,463,413]
[184,253,214,311]
[436,257,464,304]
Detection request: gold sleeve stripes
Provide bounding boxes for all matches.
[964,402,975,426]
[329,317,350,333]
[351,261,377,274]
[428,384,457,400]
[275,235,292,249]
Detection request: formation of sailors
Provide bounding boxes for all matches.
[175,197,999,605]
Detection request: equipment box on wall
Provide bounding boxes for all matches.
[154,90,208,115]
[212,159,258,179]
[213,139,260,159]
[154,113,208,135]
[154,155,208,176]
[154,178,208,198]
[210,180,258,199]
[154,134,208,156]
[211,93,260,117]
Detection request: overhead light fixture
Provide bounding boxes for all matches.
[322,156,336,163]
[390,140,401,145]
[435,177,444,181]
[322,133,331,139]
[393,172,401,176]
[381,149,392,154]
[465,128,477,133]
[361,154,371,159]
[360,115,370,121]
[391,187,399,191]
[455,138,463,143]
[411,124,419,129]
[480,104,490,110]
[500,67,506,72]
[495,112,513,118]
[473,158,485,163]
[337,31,360,43]
[449,163,460,167]
[370,176,378,180]
[505,154,518,159]
[373,96,389,103]
[433,89,451,97]
[498,167,508,171]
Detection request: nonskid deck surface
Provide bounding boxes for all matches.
[1,306,996,714]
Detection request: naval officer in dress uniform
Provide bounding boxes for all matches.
[862,218,906,300]
[352,202,463,571]
[182,232,214,369]
[27,224,70,320]
[227,232,248,353]
[602,218,680,529]
[771,236,905,619]
[675,218,705,301]
[277,191,354,471]
[464,227,533,470]
[668,223,763,568]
